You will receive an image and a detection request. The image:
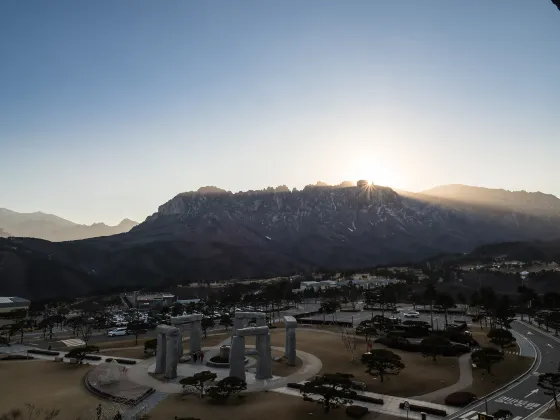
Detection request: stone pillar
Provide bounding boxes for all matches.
[229,335,246,381]
[165,331,179,379]
[286,328,296,366]
[284,329,289,357]
[283,315,297,365]
[256,313,266,327]
[256,333,272,380]
[232,317,244,337]
[190,320,202,354]
[155,332,166,374]
[177,330,183,358]
[219,345,231,360]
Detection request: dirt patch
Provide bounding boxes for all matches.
[465,354,533,397]
[100,347,147,359]
[96,337,152,349]
[150,391,399,420]
[269,330,459,398]
[95,332,230,353]
[544,405,560,419]
[0,360,103,420]
[201,333,230,347]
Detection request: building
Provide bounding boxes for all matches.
[0,296,31,314]
[122,292,175,309]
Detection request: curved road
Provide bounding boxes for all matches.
[448,320,560,420]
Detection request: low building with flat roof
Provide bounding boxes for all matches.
[0,296,31,314]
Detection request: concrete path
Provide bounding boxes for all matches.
[411,353,473,402]
[273,385,456,420]
[122,391,168,420]
[125,345,322,393]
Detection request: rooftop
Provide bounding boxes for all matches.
[0,296,31,308]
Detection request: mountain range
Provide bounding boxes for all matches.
[1,183,560,301]
[0,208,138,241]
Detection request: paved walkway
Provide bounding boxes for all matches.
[273,385,456,420]
[411,353,473,402]
[125,345,322,393]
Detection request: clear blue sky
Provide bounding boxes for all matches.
[1,1,559,225]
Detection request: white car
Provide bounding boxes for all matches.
[108,327,128,337]
[403,311,420,318]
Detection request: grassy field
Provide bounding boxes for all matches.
[465,354,533,397]
[544,405,560,419]
[470,328,521,354]
[150,391,399,420]
[268,329,460,397]
[98,332,231,359]
[0,360,104,420]
[248,349,303,377]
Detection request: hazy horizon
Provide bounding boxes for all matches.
[1,1,559,225]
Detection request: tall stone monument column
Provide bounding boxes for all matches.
[283,316,297,366]
[232,313,245,337]
[189,316,202,354]
[165,329,179,379]
[229,335,246,381]
[256,333,272,379]
[170,313,203,355]
[236,325,273,381]
[286,328,296,366]
[176,330,183,358]
[256,313,266,327]
[155,330,166,374]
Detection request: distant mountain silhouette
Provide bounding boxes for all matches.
[0,208,138,241]
[418,184,560,216]
[3,182,560,301]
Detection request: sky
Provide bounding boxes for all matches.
[1,1,559,225]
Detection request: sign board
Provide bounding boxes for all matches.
[403,401,410,410]
[478,413,494,420]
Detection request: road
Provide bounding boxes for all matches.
[447,320,559,420]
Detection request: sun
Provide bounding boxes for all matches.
[346,162,400,189]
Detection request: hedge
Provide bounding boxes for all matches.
[115,358,137,365]
[0,355,34,361]
[346,405,369,419]
[27,349,60,356]
[399,402,447,416]
[288,383,383,405]
[356,395,383,405]
[84,355,102,361]
[297,318,353,328]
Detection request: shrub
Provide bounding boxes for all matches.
[105,358,114,362]
[83,355,102,361]
[287,383,303,389]
[346,405,369,419]
[355,395,383,405]
[115,358,137,365]
[445,392,478,407]
[0,355,33,361]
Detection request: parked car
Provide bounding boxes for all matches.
[108,327,128,337]
[403,311,420,318]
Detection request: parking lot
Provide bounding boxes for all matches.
[299,304,472,329]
